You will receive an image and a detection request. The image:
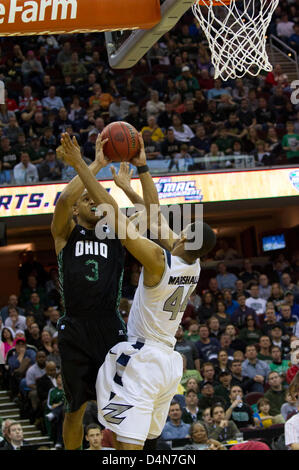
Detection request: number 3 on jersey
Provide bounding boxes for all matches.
[163,285,194,321]
[85,259,99,282]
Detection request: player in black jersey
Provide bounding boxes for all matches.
[51,141,126,450]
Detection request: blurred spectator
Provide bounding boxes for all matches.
[84,423,102,451]
[269,344,290,380]
[281,273,299,296]
[284,291,299,318]
[19,274,46,307]
[264,371,286,419]
[268,283,285,312]
[183,322,201,343]
[257,335,272,363]
[160,401,190,440]
[38,149,64,181]
[146,90,166,118]
[141,115,165,143]
[225,384,255,429]
[109,94,133,121]
[239,259,260,288]
[174,325,201,371]
[223,290,239,317]
[1,421,29,449]
[232,279,250,301]
[207,316,222,341]
[1,327,15,360]
[181,389,201,424]
[289,23,299,53]
[207,404,239,442]
[197,291,216,323]
[207,79,231,100]
[25,292,46,330]
[42,86,64,112]
[258,274,272,301]
[25,322,42,350]
[0,294,24,324]
[280,391,298,422]
[245,284,267,316]
[43,308,60,337]
[238,314,262,347]
[276,14,295,42]
[269,325,290,359]
[46,337,61,370]
[7,337,36,399]
[13,151,38,184]
[62,51,87,83]
[23,350,47,420]
[4,307,26,334]
[215,240,239,261]
[242,344,270,392]
[214,300,231,330]
[281,121,299,163]
[170,113,194,143]
[216,262,238,291]
[57,41,72,67]
[196,325,220,363]
[277,304,298,336]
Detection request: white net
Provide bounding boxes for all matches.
[192,0,279,80]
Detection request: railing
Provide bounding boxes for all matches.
[269,34,299,78]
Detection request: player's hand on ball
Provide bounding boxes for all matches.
[130,133,147,167]
[60,133,82,166]
[95,135,109,168]
[111,162,134,189]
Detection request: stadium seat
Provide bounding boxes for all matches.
[244,392,264,406]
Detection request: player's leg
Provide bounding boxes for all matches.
[63,401,88,450]
[111,432,143,450]
[96,342,156,451]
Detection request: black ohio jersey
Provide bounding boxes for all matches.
[58,224,125,318]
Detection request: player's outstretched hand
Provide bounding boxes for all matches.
[131,133,147,168]
[60,133,82,167]
[111,162,134,190]
[95,135,109,168]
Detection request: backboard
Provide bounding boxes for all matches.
[105,0,195,69]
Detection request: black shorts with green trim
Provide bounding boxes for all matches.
[58,314,126,413]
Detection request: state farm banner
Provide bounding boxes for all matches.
[0,0,160,35]
[0,167,298,218]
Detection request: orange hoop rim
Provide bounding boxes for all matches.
[195,0,233,6]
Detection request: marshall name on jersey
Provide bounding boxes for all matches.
[128,251,201,348]
[58,224,124,318]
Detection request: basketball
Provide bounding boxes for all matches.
[101,122,140,162]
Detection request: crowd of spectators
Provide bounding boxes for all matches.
[0,5,299,185]
[0,246,298,449]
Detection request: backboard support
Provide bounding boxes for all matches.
[105,0,195,69]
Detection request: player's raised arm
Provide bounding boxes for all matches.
[131,134,180,251]
[61,133,165,284]
[51,140,107,255]
[111,162,145,207]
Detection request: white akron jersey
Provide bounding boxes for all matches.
[127,250,201,348]
[96,251,201,442]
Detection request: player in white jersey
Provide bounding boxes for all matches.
[60,132,216,450]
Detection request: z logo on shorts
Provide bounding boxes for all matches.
[102,403,133,425]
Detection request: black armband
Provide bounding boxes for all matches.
[137,165,149,174]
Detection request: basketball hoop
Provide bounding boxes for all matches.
[192,0,279,80]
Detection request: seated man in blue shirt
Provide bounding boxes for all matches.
[160,401,190,441]
[241,344,270,393]
[216,263,238,291]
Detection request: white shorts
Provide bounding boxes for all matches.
[96,339,183,443]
